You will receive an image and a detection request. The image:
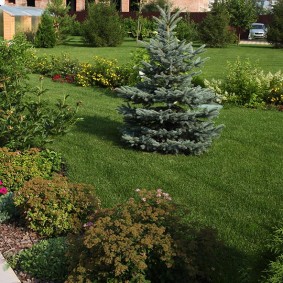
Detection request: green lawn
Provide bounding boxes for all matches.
[35,36,283,80]
[31,39,283,282]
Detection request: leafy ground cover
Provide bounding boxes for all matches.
[27,43,283,281]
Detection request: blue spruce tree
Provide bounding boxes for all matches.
[117,6,224,155]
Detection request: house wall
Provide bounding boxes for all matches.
[4,0,85,11]
[3,11,15,40]
[120,0,210,12]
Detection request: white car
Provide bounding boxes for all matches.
[248,23,267,40]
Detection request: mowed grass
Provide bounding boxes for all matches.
[30,39,283,282]
[35,36,283,79]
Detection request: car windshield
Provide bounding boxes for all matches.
[251,24,264,29]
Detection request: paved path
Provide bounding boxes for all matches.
[240,40,270,45]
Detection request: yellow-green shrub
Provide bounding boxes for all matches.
[0,147,62,192]
[14,175,100,237]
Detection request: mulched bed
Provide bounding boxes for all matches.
[0,222,50,283]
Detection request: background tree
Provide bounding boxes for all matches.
[82,1,124,47]
[34,12,56,48]
[226,0,257,42]
[199,1,236,47]
[267,0,283,48]
[47,0,75,44]
[175,13,199,42]
[117,6,223,155]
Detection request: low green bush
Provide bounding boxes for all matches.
[10,237,69,282]
[14,175,100,237]
[175,18,199,42]
[0,147,62,192]
[66,189,221,283]
[261,223,283,282]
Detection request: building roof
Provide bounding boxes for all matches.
[0,5,44,16]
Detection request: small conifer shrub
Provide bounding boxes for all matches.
[117,6,223,155]
[34,11,56,48]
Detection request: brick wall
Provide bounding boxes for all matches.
[3,12,15,40]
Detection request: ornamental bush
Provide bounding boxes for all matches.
[66,189,221,283]
[11,237,69,282]
[204,60,283,109]
[82,2,125,47]
[14,175,101,237]
[0,36,80,150]
[0,147,62,192]
[34,11,56,48]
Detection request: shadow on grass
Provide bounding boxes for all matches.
[74,114,123,146]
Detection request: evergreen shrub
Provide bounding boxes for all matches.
[117,6,223,155]
[198,1,236,47]
[0,147,62,192]
[34,11,56,48]
[82,2,125,47]
[14,175,101,237]
[66,189,221,283]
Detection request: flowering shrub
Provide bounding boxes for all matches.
[66,189,221,283]
[0,147,62,192]
[14,175,101,237]
[52,74,75,84]
[75,62,93,87]
[0,180,8,195]
[264,71,283,106]
[32,53,139,89]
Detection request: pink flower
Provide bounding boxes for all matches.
[0,180,3,185]
[0,187,8,195]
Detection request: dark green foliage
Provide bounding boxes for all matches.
[34,12,56,48]
[0,192,18,223]
[0,147,62,192]
[0,35,80,150]
[11,237,69,282]
[199,1,236,47]
[175,15,199,42]
[66,189,221,283]
[14,175,101,237]
[117,6,223,155]
[267,0,283,48]
[226,0,257,41]
[82,2,125,47]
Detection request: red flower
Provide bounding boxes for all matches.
[0,187,8,195]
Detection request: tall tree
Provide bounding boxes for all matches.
[117,6,223,155]
[267,0,283,48]
[226,0,257,42]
